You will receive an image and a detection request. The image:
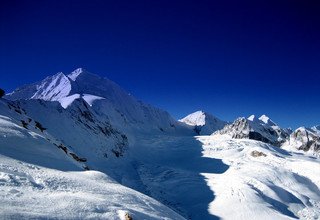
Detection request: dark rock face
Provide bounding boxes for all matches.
[0,88,5,98]
[69,153,87,162]
[35,121,46,132]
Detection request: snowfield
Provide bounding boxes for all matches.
[198,135,320,220]
[0,155,184,220]
[0,98,184,220]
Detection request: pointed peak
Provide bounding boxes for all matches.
[259,114,276,126]
[247,115,257,121]
[179,110,207,126]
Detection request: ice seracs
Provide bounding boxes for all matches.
[179,110,227,135]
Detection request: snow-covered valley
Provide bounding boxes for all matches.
[0,68,319,219]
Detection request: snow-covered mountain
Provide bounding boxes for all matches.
[179,110,227,135]
[1,68,320,219]
[213,114,289,147]
[1,68,200,219]
[283,127,320,154]
[0,98,184,219]
[6,68,187,135]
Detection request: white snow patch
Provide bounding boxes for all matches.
[247,114,256,121]
[82,94,105,106]
[259,114,276,126]
[59,94,81,109]
[0,156,184,220]
[179,110,206,126]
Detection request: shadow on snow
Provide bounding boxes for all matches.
[129,135,229,220]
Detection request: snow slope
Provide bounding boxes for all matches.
[0,155,184,220]
[197,135,320,220]
[7,72,72,101]
[179,111,227,135]
[0,96,215,219]
[0,98,184,220]
[126,134,229,220]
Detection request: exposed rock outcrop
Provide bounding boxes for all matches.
[213,115,289,147]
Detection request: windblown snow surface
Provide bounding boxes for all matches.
[197,134,320,220]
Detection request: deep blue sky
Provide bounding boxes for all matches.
[1,0,319,128]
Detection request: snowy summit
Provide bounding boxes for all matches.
[179,110,227,135]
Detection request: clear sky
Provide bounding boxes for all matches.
[1,0,319,128]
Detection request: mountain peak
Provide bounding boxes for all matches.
[179,110,206,126]
[247,114,277,126]
[248,115,258,121]
[259,114,276,126]
[179,110,227,135]
[67,68,100,81]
